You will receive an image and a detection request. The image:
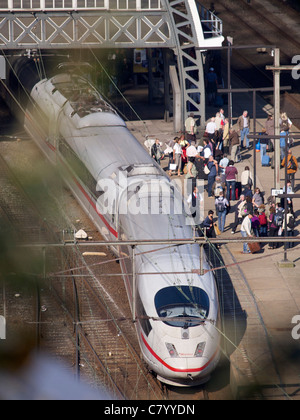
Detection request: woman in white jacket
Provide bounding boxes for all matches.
[241,213,254,254]
[241,166,253,189]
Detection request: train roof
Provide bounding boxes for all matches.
[64,125,165,182]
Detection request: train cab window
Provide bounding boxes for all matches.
[136,291,152,337]
[155,286,209,328]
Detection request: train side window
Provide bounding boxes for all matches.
[58,137,102,201]
[136,291,152,337]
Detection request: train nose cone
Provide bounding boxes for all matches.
[160,356,213,386]
[162,356,211,378]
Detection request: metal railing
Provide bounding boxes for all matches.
[0,0,163,10]
[197,4,223,38]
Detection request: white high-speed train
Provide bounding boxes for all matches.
[23,70,221,387]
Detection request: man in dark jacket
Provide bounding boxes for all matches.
[229,129,240,163]
[207,156,218,198]
[203,210,216,238]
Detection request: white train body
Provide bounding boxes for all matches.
[25,73,221,387]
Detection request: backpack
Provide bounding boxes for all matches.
[287,215,295,230]
[216,197,226,213]
[274,210,284,228]
[288,156,297,171]
[214,183,223,197]
[259,212,267,226]
[280,119,289,132]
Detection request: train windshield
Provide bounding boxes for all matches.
[155,286,209,328]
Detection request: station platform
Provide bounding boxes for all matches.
[127,100,300,399]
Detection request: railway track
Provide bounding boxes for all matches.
[0,137,237,400]
[0,144,165,400]
[44,243,165,400]
[0,153,45,241]
[220,0,300,59]
[201,0,300,91]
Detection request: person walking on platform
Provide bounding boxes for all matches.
[281,150,298,191]
[215,191,229,233]
[202,210,216,238]
[238,110,250,150]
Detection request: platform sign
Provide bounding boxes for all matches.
[0,315,6,340]
[0,56,6,80]
[271,188,284,197]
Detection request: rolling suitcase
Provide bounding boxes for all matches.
[262,155,270,167]
[236,182,242,199]
[236,146,242,163]
[270,155,275,169]
[229,182,241,200]
[248,242,261,254]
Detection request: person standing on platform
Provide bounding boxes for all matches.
[229,128,240,163]
[225,160,238,202]
[231,194,246,234]
[259,128,269,164]
[268,207,279,250]
[280,112,292,134]
[283,208,295,249]
[207,155,218,198]
[280,130,287,162]
[151,138,163,165]
[238,110,250,150]
[185,113,197,143]
[265,114,274,151]
[187,186,204,223]
[281,149,298,191]
[219,154,229,183]
[205,117,217,141]
[222,118,230,155]
[241,213,254,254]
[173,137,182,177]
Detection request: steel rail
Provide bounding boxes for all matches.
[17,236,300,248]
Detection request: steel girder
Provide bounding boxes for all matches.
[0,1,223,126]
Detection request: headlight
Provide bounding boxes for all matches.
[166,343,179,358]
[194,342,206,357]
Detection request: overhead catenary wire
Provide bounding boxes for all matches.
[88,48,150,138]
[1,52,296,399]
